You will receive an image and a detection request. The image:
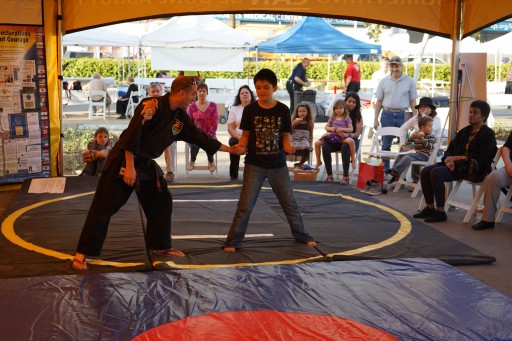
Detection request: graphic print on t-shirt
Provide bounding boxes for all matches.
[254,114,281,155]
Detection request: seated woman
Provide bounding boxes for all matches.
[414,100,497,223]
[398,96,442,183]
[116,76,138,119]
[80,127,112,176]
[186,83,218,173]
[321,92,363,185]
[472,130,512,230]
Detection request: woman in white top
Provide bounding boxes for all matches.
[227,85,256,180]
[398,97,442,182]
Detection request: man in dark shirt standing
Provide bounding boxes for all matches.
[286,57,311,113]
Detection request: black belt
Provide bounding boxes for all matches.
[383,108,406,112]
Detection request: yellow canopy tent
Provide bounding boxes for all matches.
[1,0,511,177]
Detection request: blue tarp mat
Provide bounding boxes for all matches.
[0,258,510,340]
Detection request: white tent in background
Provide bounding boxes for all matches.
[141,15,257,72]
[482,32,512,81]
[62,24,142,47]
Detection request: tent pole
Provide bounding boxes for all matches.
[448,0,463,142]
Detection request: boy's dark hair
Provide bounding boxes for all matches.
[470,99,491,122]
[417,115,433,129]
[254,68,277,87]
[94,126,109,137]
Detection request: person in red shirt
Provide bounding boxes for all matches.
[343,54,361,93]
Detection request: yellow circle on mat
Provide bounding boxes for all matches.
[1,184,411,269]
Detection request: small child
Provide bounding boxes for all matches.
[80,127,112,176]
[290,102,314,168]
[223,69,317,252]
[387,115,436,184]
[314,99,356,170]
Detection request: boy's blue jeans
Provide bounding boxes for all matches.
[224,163,314,248]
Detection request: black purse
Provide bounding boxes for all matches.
[454,158,480,182]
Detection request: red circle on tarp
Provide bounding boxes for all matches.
[133,310,398,340]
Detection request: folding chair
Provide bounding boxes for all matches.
[393,132,443,197]
[362,126,402,160]
[88,90,107,120]
[495,186,512,223]
[125,91,140,118]
[184,143,218,178]
[329,125,367,184]
[444,148,501,222]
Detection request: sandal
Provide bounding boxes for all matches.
[71,256,89,271]
[340,177,349,185]
[165,171,174,182]
[326,175,334,182]
[152,248,186,258]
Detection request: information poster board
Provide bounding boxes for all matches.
[0,25,50,184]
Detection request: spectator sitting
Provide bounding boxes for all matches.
[397,96,442,183]
[290,102,314,168]
[386,115,436,184]
[186,83,218,173]
[321,92,363,185]
[413,100,497,223]
[314,99,357,180]
[80,127,112,176]
[116,76,138,119]
[84,72,111,113]
[472,130,512,230]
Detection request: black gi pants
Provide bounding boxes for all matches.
[76,161,172,257]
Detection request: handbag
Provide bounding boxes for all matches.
[357,162,384,189]
[454,159,480,182]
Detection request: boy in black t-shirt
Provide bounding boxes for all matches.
[223,69,317,251]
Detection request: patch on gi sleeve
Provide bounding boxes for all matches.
[172,119,183,135]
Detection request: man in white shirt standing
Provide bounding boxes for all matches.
[373,56,418,170]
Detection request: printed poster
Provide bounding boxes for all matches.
[0,25,50,184]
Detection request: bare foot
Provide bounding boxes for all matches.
[306,241,317,247]
[314,162,323,170]
[351,158,356,169]
[223,247,236,252]
[71,253,88,271]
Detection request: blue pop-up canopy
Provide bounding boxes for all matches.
[257,16,381,55]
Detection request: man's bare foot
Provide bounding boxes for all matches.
[223,247,236,252]
[306,241,317,247]
[71,253,88,271]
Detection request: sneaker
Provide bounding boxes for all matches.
[413,207,435,219]
[187,161,195,171]
[425,210,448,223]
[472,220,495,230]
[208,162,216,173]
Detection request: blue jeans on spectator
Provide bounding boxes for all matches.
[224,163,314,248]
[420,163,457,208]
[380,109,405,169]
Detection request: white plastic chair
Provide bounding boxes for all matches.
[329,125,366,184]
[363,126,402,160]
[88,90,107,119]
[393,132,443,197]
[495,186,512,223]
[125,91,140,118]
[444,148,501,222]
[184,143,218,178]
